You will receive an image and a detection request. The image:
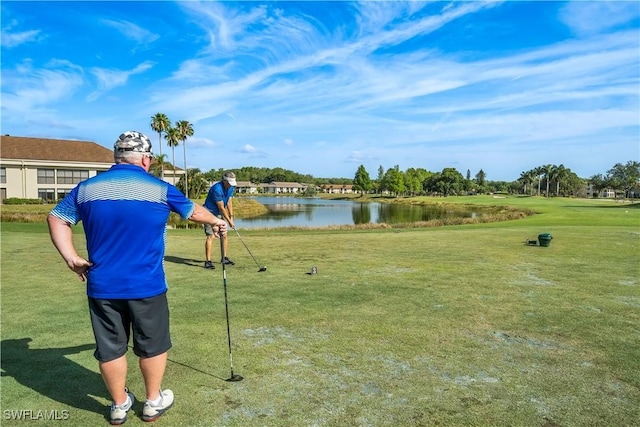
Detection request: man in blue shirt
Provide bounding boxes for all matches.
[48,131,227,425]
[203,171,236,269]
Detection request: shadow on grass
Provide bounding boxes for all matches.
[562,202,640,209]
[164,255,203,267]
[1,338,107,416]
[166,357,227,382]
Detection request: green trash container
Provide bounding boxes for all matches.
[538,233,553,247]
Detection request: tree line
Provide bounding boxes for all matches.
[148,112,639,199]
[354,162,639,197]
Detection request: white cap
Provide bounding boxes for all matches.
[223,171,236,186]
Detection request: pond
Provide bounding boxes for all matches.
[234,196,480,229]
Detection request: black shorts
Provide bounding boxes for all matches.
[88,292,172,362]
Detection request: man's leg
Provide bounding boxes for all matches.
[139,352,168,401]
[99,355,128,405]
[205,234,213,261]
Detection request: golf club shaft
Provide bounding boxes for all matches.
[221,236,236,377]
[233,227,262,269]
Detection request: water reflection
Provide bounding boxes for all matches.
[352,203,371,225]
[377,203,474,224]
[235,197,479,229]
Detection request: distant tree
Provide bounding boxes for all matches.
[382,165,405,196]
[434,167,465,196]
[203,169,220,185]
[177,168,207,198]
[265,167,288,182]
[550,164,570,196]
[532,166,544,196]
[475,169,487,193]
[486,180,509,193]
[589,174,607,197]
[507,179,523,195]
[405,167,428,196]
[149,154,168,178]
[541,164,554,197]
[353,165,372,195]
[164,127,180,186]
[518,170,535,195]
[607,161,640,198]
[175,120,194,198]
[375,165,384,193]
[150,113,171,180]
[563,173,586,197]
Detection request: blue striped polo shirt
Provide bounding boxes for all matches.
[50,164,195,299]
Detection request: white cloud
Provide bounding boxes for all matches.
[100,18,160,46]
[0,60,83,115]
[559,1,640,36]
[87,61,154,101]
[0,28,42,48]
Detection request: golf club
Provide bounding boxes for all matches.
[233,227,267,272]
[220,236,244,382]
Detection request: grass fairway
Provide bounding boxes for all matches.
[1,196,639,426]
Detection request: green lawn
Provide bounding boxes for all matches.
[1,196,639,426]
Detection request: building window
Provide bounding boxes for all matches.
[57,169,89,184]
[0,168,5,184]
[57,189,73,200]
[37,169,55,184]
[38,188,56,202]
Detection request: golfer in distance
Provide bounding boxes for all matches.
[203,171,236,269]
[47,130,227,425]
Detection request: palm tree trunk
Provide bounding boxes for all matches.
[158,133,164,180]
[183,142,188,198]
[172,147,176,186]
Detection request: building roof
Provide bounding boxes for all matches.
[321,184,353,189]
[0,135,114,163]
[269,181,308,187]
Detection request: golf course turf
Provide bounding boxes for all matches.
[1,195,638,426]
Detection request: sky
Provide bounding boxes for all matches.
[1,1,639,181]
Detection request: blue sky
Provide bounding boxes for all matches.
[2,1,639,181]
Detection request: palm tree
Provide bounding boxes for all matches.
[518,171,530,194]
[531,166,544,196]
[175,120,194,198]
[551,164,568,196]
[542,164,553,197]
[164,127,180,186]
[150,113,171,180]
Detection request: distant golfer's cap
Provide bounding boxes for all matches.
[114,131,153,155]
[223,171,237,186]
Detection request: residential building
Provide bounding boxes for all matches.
[0,135,183,203]
[235,181,259,194]
[321,184,354,194]
[260,181,308,194]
